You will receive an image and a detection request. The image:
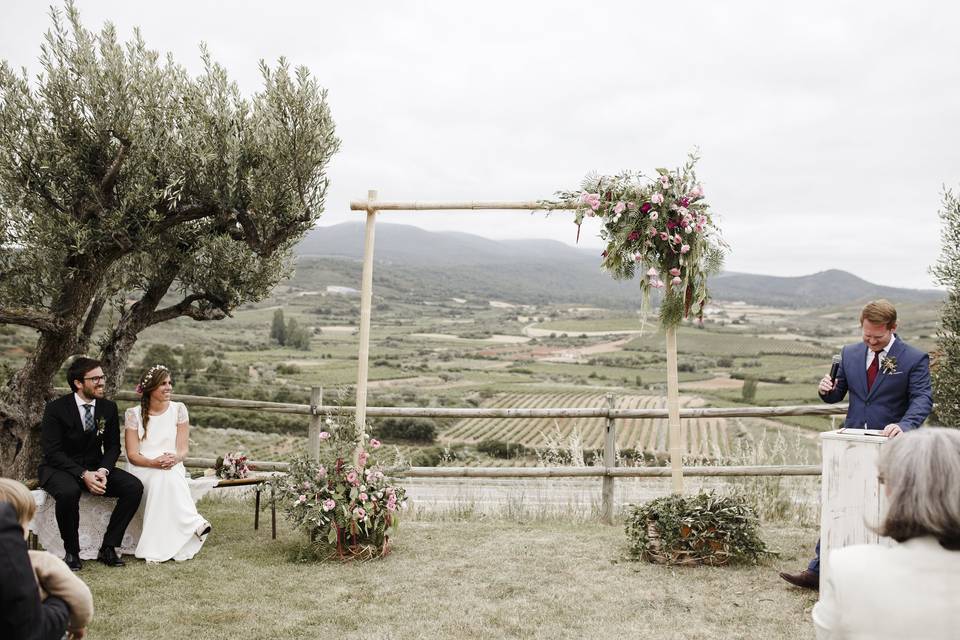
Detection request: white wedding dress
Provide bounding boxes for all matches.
[126,402,208,562]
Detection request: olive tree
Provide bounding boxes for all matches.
[932,188,960,427]
[0,3,339,478]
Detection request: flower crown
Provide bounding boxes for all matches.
[135,364,170,394]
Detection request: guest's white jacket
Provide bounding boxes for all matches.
[813,536,960,640]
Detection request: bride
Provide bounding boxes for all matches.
[124,364,211,562]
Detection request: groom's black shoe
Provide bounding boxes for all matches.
[97,546,125,567]
[63,552,82,571]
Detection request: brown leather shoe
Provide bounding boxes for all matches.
[779,569,819,590]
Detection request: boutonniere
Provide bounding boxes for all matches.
[95,417,106,437]
[881,356,898,375]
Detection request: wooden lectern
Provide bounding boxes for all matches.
[819,430,893,581]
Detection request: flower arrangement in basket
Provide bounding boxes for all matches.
[215,451,250,480]
[625,491,769,566]
[271,417,406,561]
[543,152,726,328]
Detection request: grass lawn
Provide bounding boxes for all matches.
[78,497,819,639]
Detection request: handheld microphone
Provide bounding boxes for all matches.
[829,354,841,382]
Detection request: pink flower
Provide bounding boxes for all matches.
[646,267,658,277]
[353,507,366,519]
[346,470,359,485]
[297,494,306,504]
[358,451,369,467]
[652,279,665,289]
[671,276,682,286]
[673,234,682,244]
[318,431,331,440]
[669,268,681,277]
[387,501,397,512]
[680,244,691,254]
[649,211,658,221]
[650,192,664,205]
[634,253,643,262]
[580,192,601,211]
[135,383,144,394]
[659,175,670,188]
[659,232,670,241]
[648,228,658,237]
[613,201,626,215]
[370,438,381,449]
[316,465,327,479]
[689,184,704,198]
[322,498,336,511]
[360,492,368,502]
[677,206,688,217]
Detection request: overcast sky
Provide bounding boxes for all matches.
[3,1,959,289]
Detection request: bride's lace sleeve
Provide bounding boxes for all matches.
[124,407,141,431]
[177,402,189,424]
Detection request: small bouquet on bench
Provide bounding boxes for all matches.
[215,451,251,480]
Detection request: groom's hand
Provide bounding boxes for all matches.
[81,470,106,495]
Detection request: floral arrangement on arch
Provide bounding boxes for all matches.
[272,416,406,560]
[544,153,726,328]
[215,451,250,480]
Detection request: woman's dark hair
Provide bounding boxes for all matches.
[137,365,172,439]
[66,357,102,393]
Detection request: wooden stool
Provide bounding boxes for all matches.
[214,477,277,539]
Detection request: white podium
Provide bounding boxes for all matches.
[819,430,893,581]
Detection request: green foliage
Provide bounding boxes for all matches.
[741,376,758,403]
[932,188,960,427]
[139,344,180,380]
[285,317,312,350]
[476,439,529,459]
[271,309,287,345]
[625,491,769,566]
[373,418,437,443]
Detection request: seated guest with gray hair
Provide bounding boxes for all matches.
[812,427,960,639]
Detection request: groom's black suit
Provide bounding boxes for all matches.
[38,393,143,555]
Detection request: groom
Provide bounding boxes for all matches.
[38,357,143,570]
[779,299,933,590]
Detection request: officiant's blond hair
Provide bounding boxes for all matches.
[0,477,36,529]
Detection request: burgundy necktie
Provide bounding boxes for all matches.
[866,350,881,391]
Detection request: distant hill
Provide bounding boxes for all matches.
[293,222,943,308]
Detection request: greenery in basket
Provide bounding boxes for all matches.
[271,416,406,560]
[625,491,770,566]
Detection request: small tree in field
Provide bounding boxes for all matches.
[0,2,339,478]
[271,309,287,345]
[931,188,960,427]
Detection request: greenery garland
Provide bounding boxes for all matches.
[544,152,726,329]
[625,491,770,566]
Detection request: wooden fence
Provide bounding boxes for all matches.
[101,387,844,523]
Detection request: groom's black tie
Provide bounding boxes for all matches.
[82,403,94,432]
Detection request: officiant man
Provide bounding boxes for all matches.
[38,357,143,570]
[779,299,933,590]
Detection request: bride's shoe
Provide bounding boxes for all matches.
[196,521,212,540]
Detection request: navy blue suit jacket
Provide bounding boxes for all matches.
[821,335,932,430]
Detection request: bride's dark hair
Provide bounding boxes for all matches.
[138,364,171,439]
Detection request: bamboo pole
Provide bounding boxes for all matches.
[355,190,378,445]
[348,200,574,211]
[308,386,323,461]
[378,464,821,479]
[665,326,684,493]
[601,393,616,524]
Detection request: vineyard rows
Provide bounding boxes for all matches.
[442,393,729,457]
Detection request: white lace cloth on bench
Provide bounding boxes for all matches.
[28,474,218,560]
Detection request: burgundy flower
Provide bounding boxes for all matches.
[627,231,640,241]
[666,221,677,230]
[680,197,690,207]
[640,202,652,214]
[601,250,608,257]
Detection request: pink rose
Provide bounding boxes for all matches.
[690,184,704,198]
[370,438,381,449]
[634,253,643,262]
[297,494,306,504]
[669,268,681,276]
[387,501,397,512]
[580,192,601,211]
[652,279,665,289]
[680,244,691,254]
[650,192,664,205]
[360,492,368,502]
[659,175,670,188]
[646,267,658,277]
[649,211,658,221]
[648,228,658,237]
[677,206,688,217]
[353,507,366,519]
[318,431,331,440]
[322,498,335,511]
[673,234,682,244]
[659,232,670,241]
[671,276,682,285]
[613,201,626,215]
[316,465,326,478]
[346,470,359,485]
[358,451,369,467]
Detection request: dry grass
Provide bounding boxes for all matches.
[76,496,819,640]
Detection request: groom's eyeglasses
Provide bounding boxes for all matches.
[83,375,107,383]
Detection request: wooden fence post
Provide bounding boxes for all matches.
[308,386,323,462]
[601,392,616,524]
[665,326,684,493]
[355,189,378,454]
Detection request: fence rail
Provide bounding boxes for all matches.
[91,387,840,523]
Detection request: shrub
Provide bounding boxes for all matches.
[625,491,769,566]
[476,439,528,459]
[741,376,758,402]
[373,418,437,443]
